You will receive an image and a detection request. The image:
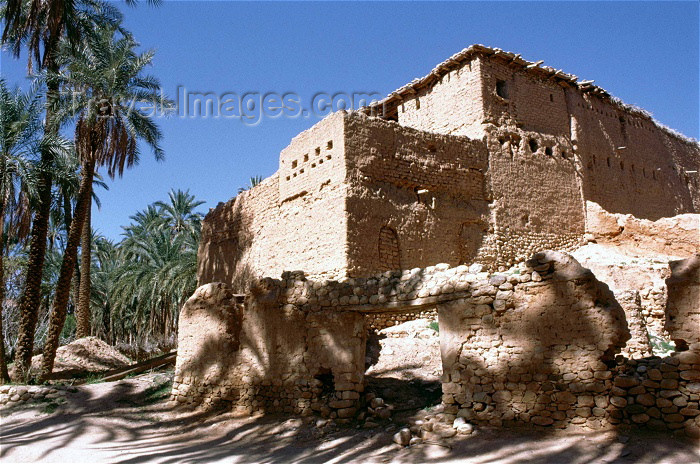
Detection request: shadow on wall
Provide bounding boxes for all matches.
[171,276,366,418]
[458,220,487,265]
[198,195,256,293]
[438,251,630,429]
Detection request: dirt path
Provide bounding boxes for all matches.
[1,373,698,463]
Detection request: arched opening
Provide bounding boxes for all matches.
[458,221,487,265]
[378,226,401,272]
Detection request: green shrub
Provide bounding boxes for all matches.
[649,334,675,357]
[428,321,439,332]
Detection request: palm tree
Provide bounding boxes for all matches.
[0,81,40,382]
[155,189,204,235]
[88,235,117,342]
[40,25,169,379]
[0,80,72,382]
[111,223,198,345]
[1,0,122,381]
[238,175,263,194]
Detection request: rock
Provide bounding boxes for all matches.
[393,428,412,446]
[631,413,650,423]
[457,423,474,435]
[614,376,639,388]
[433,423,458,438]
[531,416,554,426]
[452,417,467,429]
[677,351,700,364]
[377,407,392,420]
[370,397,384,409]
[315,419,329,428]
[409,437,423,446]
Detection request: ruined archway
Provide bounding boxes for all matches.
[378,226,401,271]
[458,220,486,264]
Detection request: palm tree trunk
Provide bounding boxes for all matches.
[40,157,95,381]
[64,194,81,314]
[76,195,92,338]
[0,202,11,383]
[12,60,60,381]
[12,151,53,381]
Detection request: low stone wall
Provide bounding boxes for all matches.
[437,251,700,438]
[170,281,366,419]
[172,252,699,436]
[0,385,68,407]
[616,290,653,358]
[610,353,700,436]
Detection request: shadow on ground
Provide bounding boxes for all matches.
[1,374,698,463]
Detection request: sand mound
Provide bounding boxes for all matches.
[30,336,132,374]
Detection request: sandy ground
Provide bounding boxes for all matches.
[1,372,698,464]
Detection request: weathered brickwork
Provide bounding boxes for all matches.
[365,309,437,331]
[344,113,492,276]
[379,45,699,222]
[396,58,485,139]
[199,45,697,289]
[198,113,350,289]
[184,46,700,436]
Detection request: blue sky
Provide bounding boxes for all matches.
[2,1,698,240]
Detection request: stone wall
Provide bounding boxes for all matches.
[176,252,700,437]
[365,309,437,331]
[437,251,700,438]
[665,255,700,351]
[171,280,366,419]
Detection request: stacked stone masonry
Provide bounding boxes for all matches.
[0,385,69,407]
[173,251,700,437]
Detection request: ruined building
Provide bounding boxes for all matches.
[173,46,700,438]
[198,44,699,288]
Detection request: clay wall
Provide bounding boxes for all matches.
[343,113,494,276]
[567,92,699,220]
[485,127,585,267]
[172,279,366,418]
[397,57,485,139]
[393,52,698,223]
[478,55,698,221]
[197,175,280,290]
[197,113,350,289]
